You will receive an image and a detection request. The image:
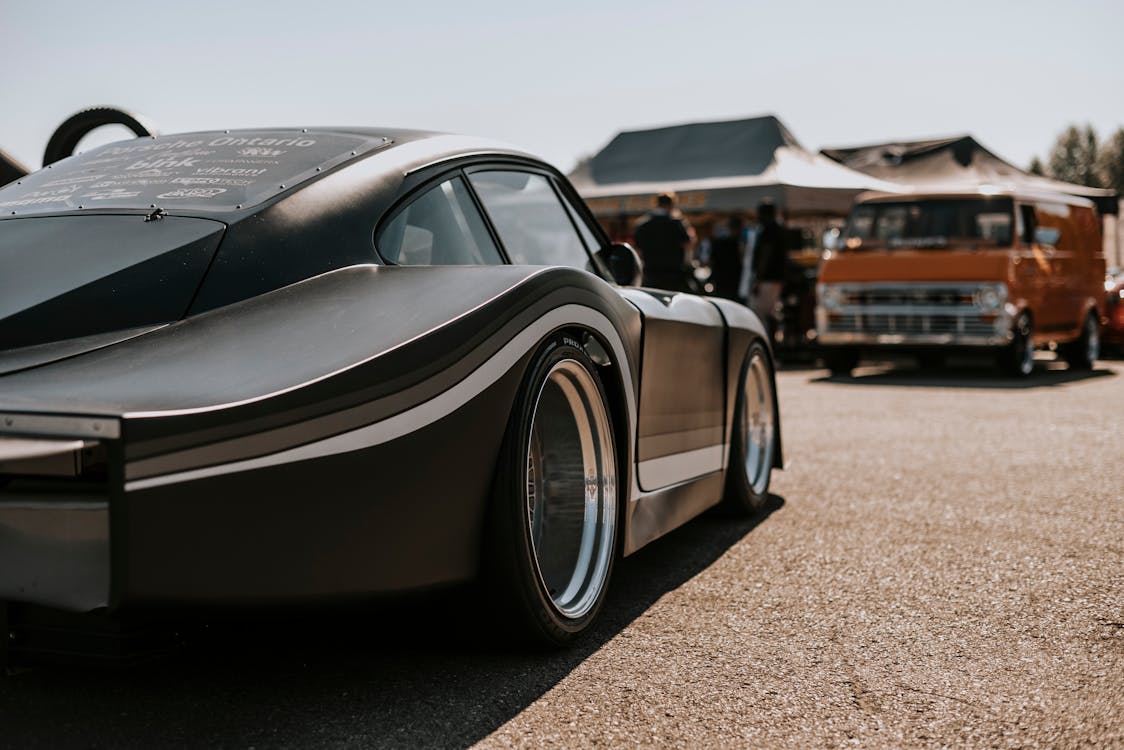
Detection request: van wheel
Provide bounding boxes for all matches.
[917,353,944,370]
[998,312,1034,377]
[1061,312,1100,371]
[823,348,859,377]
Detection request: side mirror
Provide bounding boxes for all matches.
[595,242,643,287]
[1034,226,1061,246]
[822,227,842,252]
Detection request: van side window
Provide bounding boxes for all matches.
[378,177,504,265]
[1018,205,1037,245]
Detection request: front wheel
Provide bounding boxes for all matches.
[822,347,860,377]
[998,312,1034,377]
[1062,311,1100,371]
[917,353,944,371]
[721,343,777,516]
[486,332,619,646]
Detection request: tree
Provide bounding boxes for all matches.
[1096,127,1124,193]
[1028,156,1045,176]
[1047,124,1103,187]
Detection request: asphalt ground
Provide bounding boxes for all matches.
[1,355,1121,748]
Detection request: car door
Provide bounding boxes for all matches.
[614,288,726,490]
[466,166,727,492]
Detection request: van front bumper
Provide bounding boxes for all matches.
[817,330,1011,347]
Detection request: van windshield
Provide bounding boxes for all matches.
[844,197,1014,249]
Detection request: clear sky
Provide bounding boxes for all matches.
[2,0,1121,173]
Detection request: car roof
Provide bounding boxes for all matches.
[0,127,544,220]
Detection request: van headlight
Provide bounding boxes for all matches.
[973,283,1007,311]
[819,284,845,311]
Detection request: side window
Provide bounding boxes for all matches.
[560,192,603,253]
[378,177,503,265]
[468,170,591,268]
[1018,204,1037,245]
[560,189,613,278]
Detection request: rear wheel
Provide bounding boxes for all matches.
[721,343,776,516]
[823,347,859,377]
[486,333,618,646]
[998,312,1034,377]
[1062,311,1100,371]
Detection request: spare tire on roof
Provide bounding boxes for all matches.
[43,106,158,166]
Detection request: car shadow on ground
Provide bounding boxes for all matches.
[809,359,1116,390]
[0,496,784,748]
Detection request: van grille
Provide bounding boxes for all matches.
[848,288,973,307]
[828,312,996,337]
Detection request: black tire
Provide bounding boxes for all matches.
[721,343,777,516]
[485,331,619,646]
[917,353,944,370]
[998,312,1034,377]
[1061,311,1100,371]
[823,348,859,377]
[43,107,156,166]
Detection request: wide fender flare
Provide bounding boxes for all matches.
[706,298,784,470]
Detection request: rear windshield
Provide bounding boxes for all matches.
[0,130,389,215]
[844,198,1014,249]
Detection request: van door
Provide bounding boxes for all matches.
[1034,201,1083,333]
[1015,203,1059,335]
[1052,203,1101,332]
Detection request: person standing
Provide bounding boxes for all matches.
[708,215,745,301]
[632,193,696,291]
[750,201,787,334]
[736,219,759,304]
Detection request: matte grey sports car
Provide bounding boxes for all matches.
[0,128,782,654]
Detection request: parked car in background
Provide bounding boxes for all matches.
[816,187,1105,376]
[0,127,782,661]
[1104,267,1124,353]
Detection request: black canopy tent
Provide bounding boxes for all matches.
[820,135,1119,215]
[570,115,899,236]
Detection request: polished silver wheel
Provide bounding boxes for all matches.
[525,359,616,620]
[741,351,776,495]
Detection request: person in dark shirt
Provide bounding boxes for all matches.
[708,215,745,301]
[750,201,787,331]
[632,193,695,291]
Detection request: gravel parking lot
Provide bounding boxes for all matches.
[1,357,1121,749]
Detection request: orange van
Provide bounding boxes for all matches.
[816,187,1105,376]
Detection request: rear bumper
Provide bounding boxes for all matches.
[1,423,117,613]
[0,485,110,611]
